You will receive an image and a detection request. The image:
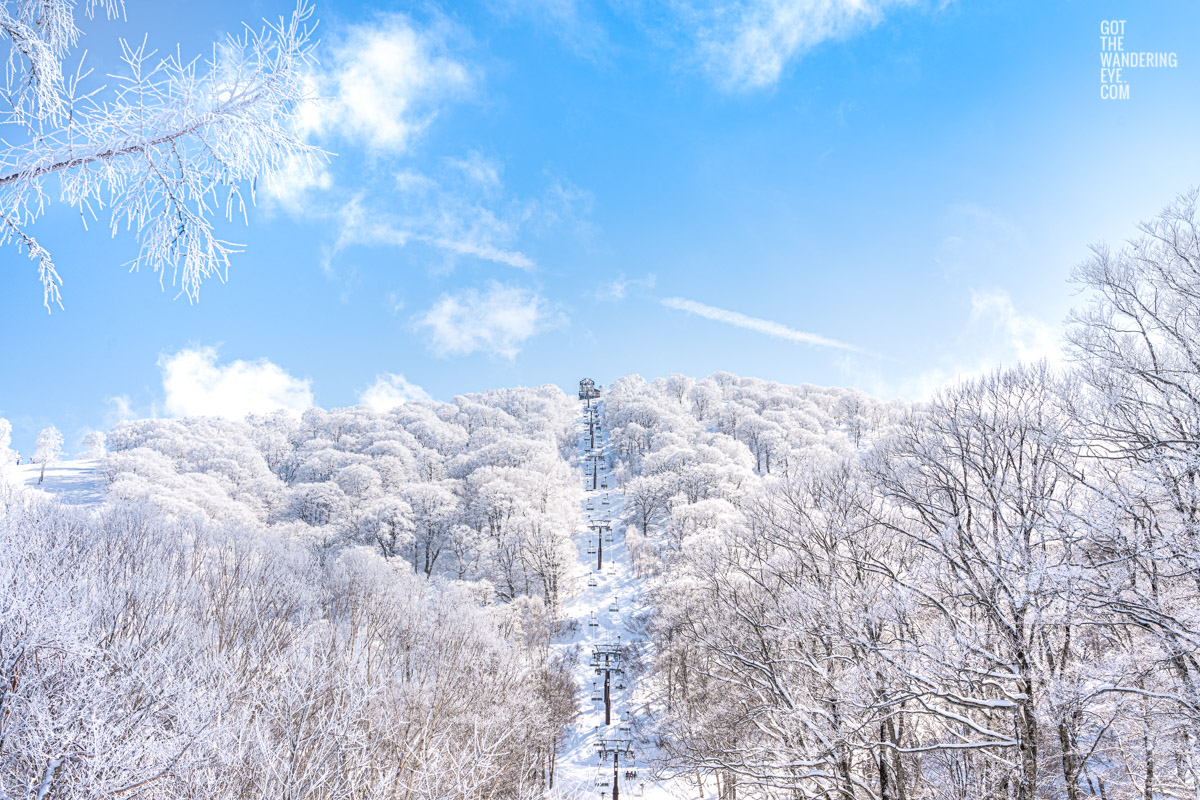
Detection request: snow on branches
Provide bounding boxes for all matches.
[0,1,322,309]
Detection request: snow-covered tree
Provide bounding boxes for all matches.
[0,417,13,468]
[78,429,106,459]
[0,0,321,310]
[32,426,64,483]
[358,496,414,560]
[1067,189,1200,791]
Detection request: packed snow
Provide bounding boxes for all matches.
[5,458,106,505]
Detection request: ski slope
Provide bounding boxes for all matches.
[553,398,688,800]
[3,459,106,505]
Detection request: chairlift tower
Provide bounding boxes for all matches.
[589,521,611,571]
[591,639,624,726]
[595,737,635,800]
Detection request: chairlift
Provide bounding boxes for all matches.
[588,575,598,587]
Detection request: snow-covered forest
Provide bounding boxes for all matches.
[4,194,1200,799]
[1,386,581,799]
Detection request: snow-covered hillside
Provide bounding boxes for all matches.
[4,360,1200,799]
[6,459,106,505]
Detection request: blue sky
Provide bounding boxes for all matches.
[2,0,1199,453]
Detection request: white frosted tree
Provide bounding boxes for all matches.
[0,417,13,468]
[0,0,322,310]
[78,430,106,459]
[33,426,64,483]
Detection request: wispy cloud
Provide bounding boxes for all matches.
[319,156,592,274]
[598,272,657,301]
[485,0,612,61]
[837,287,1062,401]
[263,152,333,213]
[415,282,563,359]
[331,193,536,270]
[681,0,919,91]
[662,296,864,353]
[326,190,537,275]
[969,288,1061,365]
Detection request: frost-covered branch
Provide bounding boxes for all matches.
[0,0,322,310]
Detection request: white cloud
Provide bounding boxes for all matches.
[446,151,503,190]
[427,234,535,269]
[969,288,1062,365]
[326,165,541,271]
[598,272,657,301]
[414,282,561,359]
[301,15,473,152]
[359,373,432,412]
[684,0,918,90]
[839,288,1063,401]
[158,346,314,419]
[662,296,864,353]
[104,394,136,424]
[263,152,333,212]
